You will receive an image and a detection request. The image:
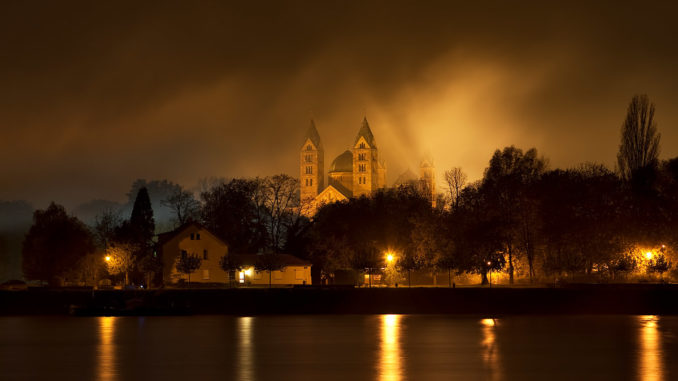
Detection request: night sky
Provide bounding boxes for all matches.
[2,1,677,208]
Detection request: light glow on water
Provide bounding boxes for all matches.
[481,318,501,381]
[639,315,663,381]
[238,317,253,381]
[97,317,117,381]
[380,314,402,381]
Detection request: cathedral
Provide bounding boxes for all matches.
[299,118,436,216]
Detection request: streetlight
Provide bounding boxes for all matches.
[105,256,111,262]
[645,251,653,260]
[386,253,394,263]
[487,261,492,288]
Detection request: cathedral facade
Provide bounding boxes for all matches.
[300,118,434,216]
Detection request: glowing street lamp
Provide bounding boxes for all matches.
[386,253,394,264]
[105,256,111,262]
[645,252,653,260]
[487,261,492,288]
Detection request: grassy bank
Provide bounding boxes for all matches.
[1,284,677,316]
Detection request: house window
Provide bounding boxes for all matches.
[305,154,312,162]
[359,164,366,172]
[202,270,210,280]
[306,145,312,151]
[196,233,201,240]
[203,250,208,260]
[310,178,313,186]
[181,250,187,259]
[239,272,245,283]
[360,142,366,149]
[359,153,366,161]
[190,233,194,240]
[305,166,313,174]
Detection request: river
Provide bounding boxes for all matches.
[1,315,676,380]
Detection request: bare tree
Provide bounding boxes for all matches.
[176,253,202,285]
[617,94,661,180]
[161,187,199,226]
[444,168,467,210]
[260,174,300,251]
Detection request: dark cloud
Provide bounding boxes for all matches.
[1,0,677,207]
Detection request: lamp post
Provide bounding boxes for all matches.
[487,261,492,288]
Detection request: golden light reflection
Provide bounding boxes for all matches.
[638,315,663,381]
[379,314,402,381]
[238,317,253,381]
[97,316,117,381]
[480,318,501,381]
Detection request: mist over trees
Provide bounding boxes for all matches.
[10,93,678,286]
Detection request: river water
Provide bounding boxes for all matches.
[1,315,676,380]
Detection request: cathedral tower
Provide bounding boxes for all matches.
[420,154,436,208]
[300,120,324,202]
[352,117,380,197]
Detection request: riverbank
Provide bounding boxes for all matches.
[1,284,676,316]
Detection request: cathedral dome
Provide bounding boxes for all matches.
[330,150,353,172]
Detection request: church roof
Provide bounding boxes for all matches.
[302,119,323,150]
[330,150,353,173]
[354,117,377,148]
[393,168,418,187]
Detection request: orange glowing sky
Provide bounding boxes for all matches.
[1,1,678,208]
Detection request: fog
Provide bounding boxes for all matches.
[1,1,677,208]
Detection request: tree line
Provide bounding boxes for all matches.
[20,94,676,286]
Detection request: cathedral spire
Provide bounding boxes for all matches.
[354,117,377,148]
[303,119,323,150]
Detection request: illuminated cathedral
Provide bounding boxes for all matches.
[300,118,436,216]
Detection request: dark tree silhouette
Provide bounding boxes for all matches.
[481,146,547,283]
[219,254,243,287]
[617,94,661,180]
[444,167,467,210]
[161,187,199,226]
[255,253,285,288]
[176,253,202,285]
[201,178,267,253]
[22,202,95,286]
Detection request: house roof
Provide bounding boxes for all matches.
[354,117,377,148]
[156,221,227,247]
[232,253,312,267]
[302,119,323,150]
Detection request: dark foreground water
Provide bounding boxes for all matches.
[1,315,677,380]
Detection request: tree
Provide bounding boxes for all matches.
[161,187,200,227]
[93,207,121,250]
[647,253,672,281]
[201,178,267,253]
[260,174,301,252]
[74,251,106,287]
[395,248,425,287]
[444,167,467,210]
[22,203,95,286]
[116,187,156,284]
[481,146,547,283]
[176,253,202,285]
[617,94,661,181]
[219,255,243,287]
[105,243,136,286]
[255,253,285,288]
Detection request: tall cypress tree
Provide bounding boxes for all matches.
[130,187,155,246]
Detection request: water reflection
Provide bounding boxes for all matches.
[481,318,501,381]
[638,315,663,381]
[97,317,117,381]
[379,314,402,381]
[238,317,253,381]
